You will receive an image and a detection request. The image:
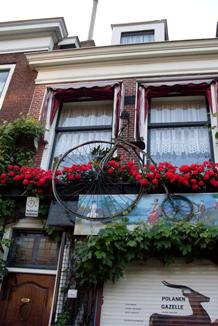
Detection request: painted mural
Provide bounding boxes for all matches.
[149,281,218,325]
[74,193,218,235]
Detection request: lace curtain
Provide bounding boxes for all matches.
[53,101,112,160]
[58,101,112,127]
[150,98,208,123]
[54,130,111,160]
[0,70,9,96]
[150,127,211,166]
[150,97,211,166]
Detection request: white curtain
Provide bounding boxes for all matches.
[150,99,208,123]
[150,97,211,166]
[150,127,211,166]
[58,101,112,127]
[53,100,113,160]
[54,130,111,160]
[0,70,9,96]
[121,32,154,44]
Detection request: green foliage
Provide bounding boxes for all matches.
[0,197,15,222]
[0,236,10,281]
[53,310,71,326]
[0,255,7,281]
[74,221,218,285]
[0,117,43,166]
[91,145,110,161]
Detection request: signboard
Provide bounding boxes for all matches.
[67,289,78,298]
[100,259,218,325]
[74,193,218,235]
[25,197,40,217]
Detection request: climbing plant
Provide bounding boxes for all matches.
[74,221,218,285]
[0,117,44,166]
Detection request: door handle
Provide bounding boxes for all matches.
[21,298,31,303]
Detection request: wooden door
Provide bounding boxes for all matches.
[0,273,55,326]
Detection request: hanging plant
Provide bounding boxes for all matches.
[0,117,44,166]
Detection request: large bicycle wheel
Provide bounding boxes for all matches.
[52,140,143,221]
[161,195,194,222]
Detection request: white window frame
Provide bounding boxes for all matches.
[120,30,155,44]
[0,64,15,110]
[111,21,166,45]
[147,95,213,166]
[40,88,119,170]
[50,99,113,167]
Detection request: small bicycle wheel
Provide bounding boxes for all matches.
[52,140,143,221]
[161,195,194,222]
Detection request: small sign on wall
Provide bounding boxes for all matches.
[67,289,78,298]
[25,197,40,217]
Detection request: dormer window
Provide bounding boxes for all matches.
[120,30,154,44]
[111,20,168,45]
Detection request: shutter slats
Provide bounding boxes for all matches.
[100,259,218,326]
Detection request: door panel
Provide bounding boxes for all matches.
[0,273,55,326]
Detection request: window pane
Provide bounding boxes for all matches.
[0,70,9,96]
[150,126,211,166]
[58,100,113,127]
[150,97,208,123]
[121,31,154,44]
[7,232,59,269]
[53,130,112,162]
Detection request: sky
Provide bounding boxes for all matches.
[1,0,218,45]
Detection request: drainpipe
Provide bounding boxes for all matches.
[88,0,98,40]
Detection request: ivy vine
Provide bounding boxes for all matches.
[74,221,218,285]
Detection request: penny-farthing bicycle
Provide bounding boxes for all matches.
[52,113,194,222]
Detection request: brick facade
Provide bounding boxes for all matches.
[0,53,36,123]
[28,84,46,121]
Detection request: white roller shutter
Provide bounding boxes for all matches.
[100,259,218,326]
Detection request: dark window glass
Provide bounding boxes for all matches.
[7,231,59,269]
[120,30,154,44]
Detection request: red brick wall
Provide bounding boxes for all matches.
[124,79,136,96]
[123,79,137,141]
[0,53,36,123]
[28,84,46,120]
